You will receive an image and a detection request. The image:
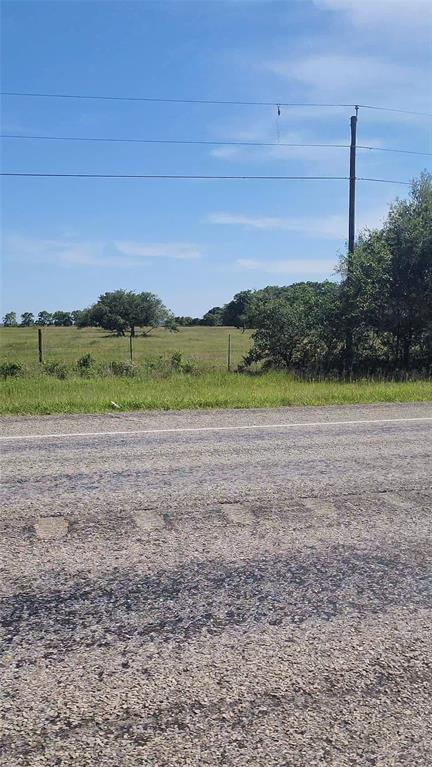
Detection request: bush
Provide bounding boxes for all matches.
[109,361,139,377]
[43,361,69,381]
[76,353,95,375]
[43,361,69,380]
[170,351,197,374]
[0,361,24,379]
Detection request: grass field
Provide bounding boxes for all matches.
[1,327,431,415]
[0,326,252,371]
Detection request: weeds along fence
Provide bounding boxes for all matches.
[0,326,253,376]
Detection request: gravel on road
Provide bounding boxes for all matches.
[1,403,431,766]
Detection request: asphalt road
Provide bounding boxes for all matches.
[1,402,432,766]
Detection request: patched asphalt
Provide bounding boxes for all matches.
[1,403,431,766]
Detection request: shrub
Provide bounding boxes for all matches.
[170,351,197,374]
[43,361,69,380]
[76,353,95,375]
[0,361,24,379]
[109,361,139,377]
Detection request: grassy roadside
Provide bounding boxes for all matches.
[1,373,431,416]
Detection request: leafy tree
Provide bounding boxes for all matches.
[52,311,73,326]
[174,316,194,326]
[164,316,179,333]
[73,309,91,328]
[20,312,35,327]
[86,289,169,336]
[340,171,432,371]
[201,306,223,326]
[36,310,53,326]
[3,312,17,327]
[221,291,253,329]
[244,282,343,372]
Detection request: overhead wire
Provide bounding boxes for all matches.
[2,90,432,117]
[0,172,412,184]
[1,133,430,156]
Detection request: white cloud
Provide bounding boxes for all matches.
[264,53,430,118]
[209,211,348,238]
[314,0,432,30]
[209,201,391,240]
[115,241,201,259]
[237,258,336,275]
[267,53,416,100]
[3,234,203,267]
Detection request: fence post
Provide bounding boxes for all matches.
[129,334,133,363]
[38,328,43,364]
[227,333,231,372]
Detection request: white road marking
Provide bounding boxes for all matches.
[0,416,431,442]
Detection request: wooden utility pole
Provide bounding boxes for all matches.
[345,107,358,377]
[129,334,133,363]
[348,107,358,259]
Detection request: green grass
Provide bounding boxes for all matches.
[1,373,431,415]
[1,327,431,415]
[0,325,252,371]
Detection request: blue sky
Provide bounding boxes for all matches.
[1,0,431,318]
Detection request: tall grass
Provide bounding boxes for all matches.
[1,373,431,415]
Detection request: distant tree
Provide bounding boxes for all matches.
[164,317,179,333]
[86,289,169,337]
[52,311,73,327]
[221,291,253,329]
[73,309,91,328]
[36,310,53,326]
[174,316,194,326]
[3,312,17,327]
[20,312,35,327]
[201,306,223,326]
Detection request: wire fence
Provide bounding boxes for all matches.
[0,327,253,373]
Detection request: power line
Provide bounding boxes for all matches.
[2,90,431,117]
[2,132,430,156]
[0,172,411,184]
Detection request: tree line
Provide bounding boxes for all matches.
[3,173,431,375]
[2,303,227,330]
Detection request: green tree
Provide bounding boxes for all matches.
[36,310,53,326]
[340,171,432,371]
[3,312,17,327]
[201,306,223,326]
[73,309,91,327]
[244,282,343,373]
[164,316,179,333]
[222,291,253,329]
[52,311,73,326]
[20,312,35,327]
[86,290,169,337]
[174,316,194,326]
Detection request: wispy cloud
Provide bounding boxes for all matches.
[237,258,336,275]
[208,212,347,239]
[264,53,430,118]
[3,234,203,267]
[314,0,432,32]
[115,241,201,259]
[208,206,389,239]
